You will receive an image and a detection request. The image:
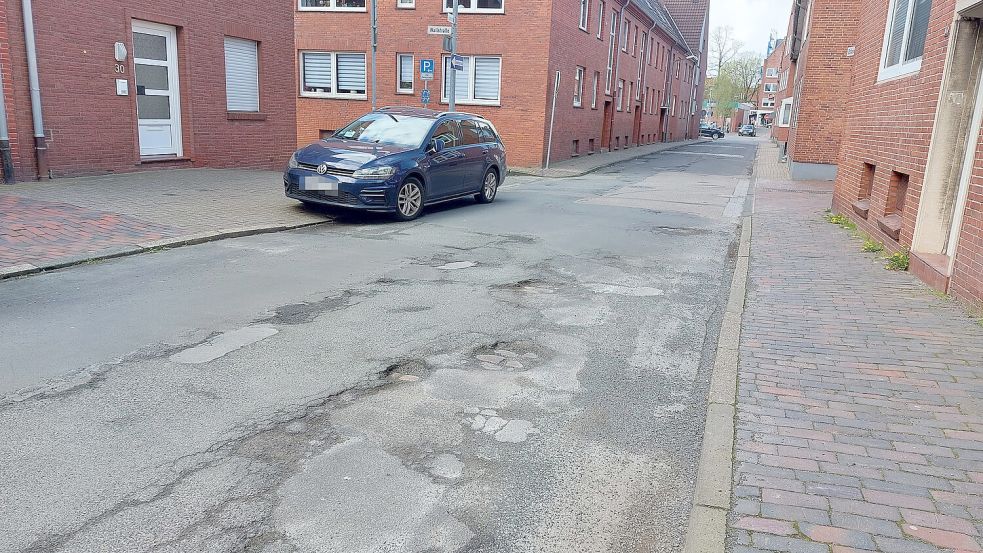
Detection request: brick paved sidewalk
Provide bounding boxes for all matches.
[729,175,983,552]
[0,169,327,275]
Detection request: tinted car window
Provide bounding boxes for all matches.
[476,121,498,143]
[431,120,459,149]
[334,113,434,148]
[460,120,481,145]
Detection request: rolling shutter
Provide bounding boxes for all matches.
[885,0,909,67]
[337,53,367,94]
[905,0,932,61]
[399,54,414,90]
[224,37,259,112]
[303,53,334,92]
[473,57,500,101]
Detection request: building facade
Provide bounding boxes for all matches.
[0,0,297,181]
[755,37,784,125]
[293,0,707,169]
[831,0,983,309]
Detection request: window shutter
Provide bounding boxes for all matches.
[224,37,259,111]
[303,52,334,91]
[886,0,909,67]
[473,57,500,101]
[905,0,932,61]
[399,54,414,89]
[336,53,367,94]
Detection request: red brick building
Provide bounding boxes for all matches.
[294,0,708,169]
[0,0,297,181]
[781,0,860,180]
[755,37,784,126]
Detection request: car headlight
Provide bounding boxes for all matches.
[287,152,300,169]
[353,166,396,180]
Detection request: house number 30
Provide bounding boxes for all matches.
[114,64,126,74]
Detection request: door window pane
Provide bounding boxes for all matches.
[137,95,171,119]
[133,32,167,61]
[337,53,367,94]
[135,64,169,91]
[460,120,481,145]
[477,121,497,142]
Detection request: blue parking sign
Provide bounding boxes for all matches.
[420,59,435,81]
[421,89,431,105]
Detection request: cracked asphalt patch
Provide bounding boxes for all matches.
[0,140,757,552]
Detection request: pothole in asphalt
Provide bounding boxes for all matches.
[492,278,556,294]
[264,291,365,325]
[385,358,432,382]
[471,340,545,372]
[587,283,664,296]
[437,261,477,270]
[462,407,539,443]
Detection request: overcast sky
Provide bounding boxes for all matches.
[709,0,794,57]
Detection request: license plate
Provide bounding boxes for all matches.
[300,175,339,195]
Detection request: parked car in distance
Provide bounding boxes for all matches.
[283,107,507,221]
[738,124,756,137]
[700,124,725,139]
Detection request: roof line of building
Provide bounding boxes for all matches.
[632,0,695,57]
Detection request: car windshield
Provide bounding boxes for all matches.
[333,114,434,148]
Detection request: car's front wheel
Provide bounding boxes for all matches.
[394,178,424,221]
[475,168,498,204]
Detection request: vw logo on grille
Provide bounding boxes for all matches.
[316,163,329,175]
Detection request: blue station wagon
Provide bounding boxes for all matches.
[284,107,507,221]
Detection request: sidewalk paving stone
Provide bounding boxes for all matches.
[0,169,327,274]
[727,143,983,553]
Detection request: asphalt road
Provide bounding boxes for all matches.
[0,137,759,553]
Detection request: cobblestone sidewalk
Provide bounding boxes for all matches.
[729,172,983,551]
[0,169,327,276]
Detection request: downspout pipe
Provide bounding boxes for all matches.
[0,55,14,183]
[21,0,48,180]
[662,43,674,142]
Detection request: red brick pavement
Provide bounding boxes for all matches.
[730,176,983,553]
[0,195,179,269]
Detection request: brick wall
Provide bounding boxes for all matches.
[294,0,701,168]
[2,0,296,178]
[950,124,983,309]
[831,0,953,249]
[787,0,859,168]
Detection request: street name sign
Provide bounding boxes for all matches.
[427,25,452,35]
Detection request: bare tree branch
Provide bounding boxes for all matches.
[709,26,743,77]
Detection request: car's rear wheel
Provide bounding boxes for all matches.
[394,178,424,221]
[475,169,498,204]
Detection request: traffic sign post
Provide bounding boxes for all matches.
[448,0,460,111]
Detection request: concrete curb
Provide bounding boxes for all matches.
[682,214,752,553]
[0,221,327,281]
[509,139,703,178]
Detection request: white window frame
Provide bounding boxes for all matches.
[622,19,629,52]
[766,67,778,77]
[224,37,260,112]
[606,10,617,93]
[574,66,585,107]
[877,0,929,81]
[299,51,368,99]
[763,83,777,92]
[397,0,414,7]
[616,79,624,111]
[298,0,367,12]
[596,0,604,39]
[591,71,599,108]
[762,98,776,108]
[579,0,589,31]
[443,0,505,14]
[778,98,793,127]
[441,54,502,106]
[397,53,414,94]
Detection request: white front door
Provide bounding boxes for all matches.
[132,21,182,156]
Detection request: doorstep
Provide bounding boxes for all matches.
[909,250,951,293]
